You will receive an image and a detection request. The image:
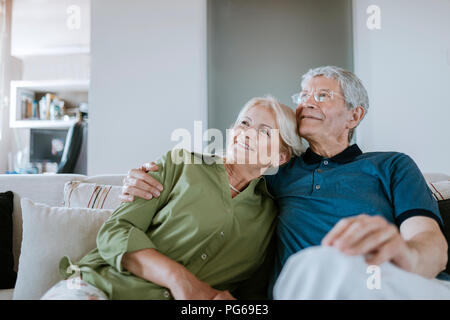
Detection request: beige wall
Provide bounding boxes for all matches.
[88,0,207,175]
[0,0,90,173]
[353,0,450,175]
[207,0,354,134]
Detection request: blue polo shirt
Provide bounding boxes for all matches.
[265,144,444,297]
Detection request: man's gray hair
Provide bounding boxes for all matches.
[301,66,369,142]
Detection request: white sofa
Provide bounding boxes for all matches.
[0,173,126,300]
[0,171,448,300]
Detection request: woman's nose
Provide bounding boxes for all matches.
[241,128,258,141]
[296,105,303,118]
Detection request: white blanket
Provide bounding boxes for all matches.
[274,246,450,300]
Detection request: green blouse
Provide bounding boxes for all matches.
[59,149,277,300]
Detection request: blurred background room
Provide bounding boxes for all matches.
[0,0,449,176]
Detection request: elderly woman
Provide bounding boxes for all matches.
[41,95,303,300]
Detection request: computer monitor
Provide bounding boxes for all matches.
[29,129,68,163]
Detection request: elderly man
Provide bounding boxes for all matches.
[120,66,450,299]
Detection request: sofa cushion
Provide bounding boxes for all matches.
[0,288,14,300]
[0,191,17,289]
[0,173,88,274]
[13,198,112,300]
[427,179,450,273]
[437,199,450,274]
[428,180,450,201]
[64,181,122,210]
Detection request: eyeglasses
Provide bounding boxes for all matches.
[291,89,345,105]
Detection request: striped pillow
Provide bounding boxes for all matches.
[427,180,450,274]
[64,181,122,210]
[427,180,450,201]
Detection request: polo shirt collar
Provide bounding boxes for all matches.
[302,144,363,164]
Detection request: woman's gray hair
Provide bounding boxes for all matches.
[234,95,304,157]
[301,66,369,142]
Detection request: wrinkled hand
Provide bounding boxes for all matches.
[321,214,417,271]
[119,162,164,202]
[169,270,235,300]
[212,290,236,300]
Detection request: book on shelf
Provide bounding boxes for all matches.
[20,89,35,119]
[20,91,76,121]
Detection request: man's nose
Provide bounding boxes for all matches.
[304,103,317,109]
[296,101,316,115]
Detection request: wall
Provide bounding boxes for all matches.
[0,0,12,173]
[6,54,90,173]
[353,0,450,175]
[10,0,90,56]
[20,54,90,81]
[88,0,207,175]
[1,0,90,173]
[0,0,22,173]
[207,0,353,134]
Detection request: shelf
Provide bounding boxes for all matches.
[10,79,89,129]
[11,119,78,129]
[10,79,89,92]
[11,46,90,58]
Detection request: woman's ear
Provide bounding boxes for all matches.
[278,150,291,166]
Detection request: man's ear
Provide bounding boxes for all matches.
[347,106,365,129]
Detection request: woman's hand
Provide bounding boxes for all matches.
[168,267,235,300]
[123,248,235,300]
[119,162,164,202]
[212,290,236,300]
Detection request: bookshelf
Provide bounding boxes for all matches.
[9,79,89,129]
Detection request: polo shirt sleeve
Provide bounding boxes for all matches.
[96,149,178,273]
[389,153,444,229]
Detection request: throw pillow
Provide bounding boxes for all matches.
[64,181,122,210]
[0,191,17,289]
[13,198,112,300]
[428,180,450,201]
[438,199,450,274]
[428,179,450,274]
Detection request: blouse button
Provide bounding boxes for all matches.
[163,290,170,298]
[315,185,321,190]
[323,160,329,165]
[201,253,207,260]
[220,231,225,237]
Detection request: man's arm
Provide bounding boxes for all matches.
[399,216,448,277]
[323,153,448,278]
[322,214,448,278]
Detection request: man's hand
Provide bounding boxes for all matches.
[321,214,417,272]
[119,162,164,202]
